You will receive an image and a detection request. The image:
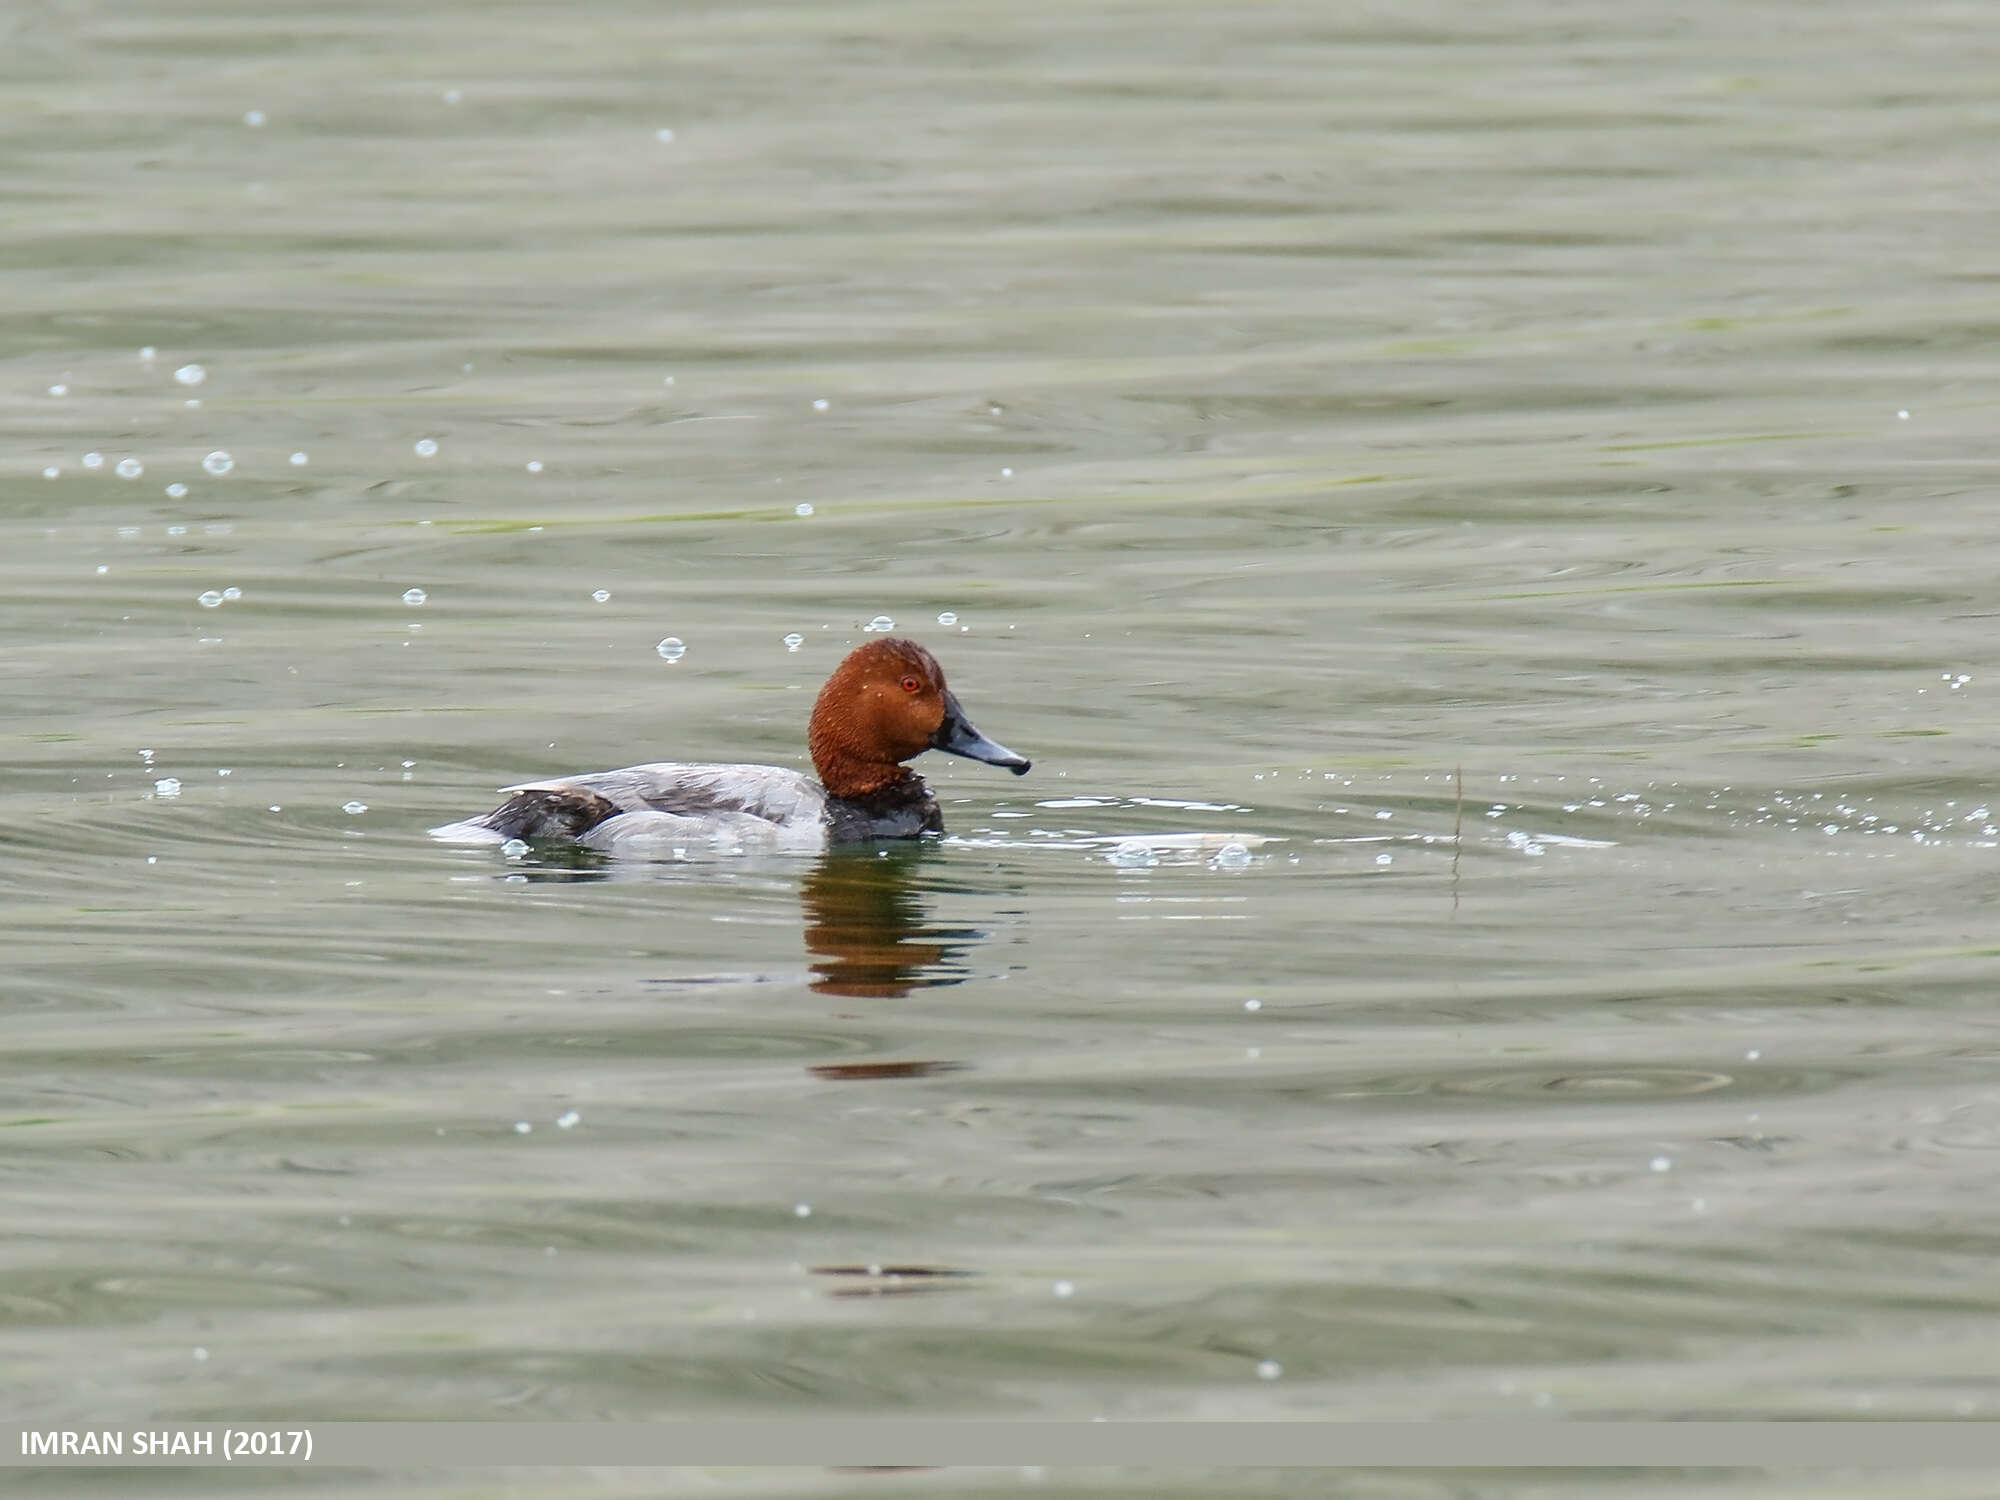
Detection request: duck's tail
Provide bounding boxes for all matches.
[429,786,621,843]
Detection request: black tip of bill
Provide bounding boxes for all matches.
[932,691,1031,776]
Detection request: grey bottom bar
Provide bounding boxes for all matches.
[4,1422,1997,1468]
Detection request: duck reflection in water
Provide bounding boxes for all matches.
[801,844,979,1000]
[476,841,989,1020]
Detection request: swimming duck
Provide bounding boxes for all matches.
[430,637,1030,853]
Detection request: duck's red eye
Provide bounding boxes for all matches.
[899,675,921,693]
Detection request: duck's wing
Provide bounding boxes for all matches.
[432,763,826,846]
[504,762,826,825]
[508,756,828,828]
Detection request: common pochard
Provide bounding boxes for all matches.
[430,637,1030,853]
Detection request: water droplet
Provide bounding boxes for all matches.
[1256,1361,1283,1381]
[656,636,686,662]
[1211,841,1251,869]
[591,589,611,603]
[1374,852,1393,866]
[243,109,266,127]
[185,398,201,408]
[115,458,143,479]
[1000,467,1013,477]
[165,482,188,498]
[936,611,958,625]
[513,1121,532,1135]
[413,438,438,457]
[139,347,156,360]
[794,502,814,517]
[41,466,59,480]
[1052,1281,1075,1299]
[812,398,829,411]
[342,800,368,815]
[201,451,233,476]
[500,838,531,858]
[783,632,804,651]
[1650,1156,1673,1173]
[197,591,223,608]
[289,451,308,466]
[1243,998,1262,1012]
[96,564,108,575]
[173,364,205,386]
[793,1202,812,1218]
[525,460,543,473]
[166,524,187,536]
[154,777,182,797]
[864,615,894,633]
[192,1347,209,1362]
[47,383,67,397]
[221,587,242,601]
[82,451,105,468]
[656,127,675,143]
[1107,839,1159,868]
[555,1110,580,1129]
[1897,409,1910,420]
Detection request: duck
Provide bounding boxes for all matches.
[429,636,1030,853]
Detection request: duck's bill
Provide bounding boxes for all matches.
[932,690,1032,775]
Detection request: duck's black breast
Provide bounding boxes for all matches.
[824,777,944,843]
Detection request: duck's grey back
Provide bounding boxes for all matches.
[509,761,824,825]
[429,761,827,847]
